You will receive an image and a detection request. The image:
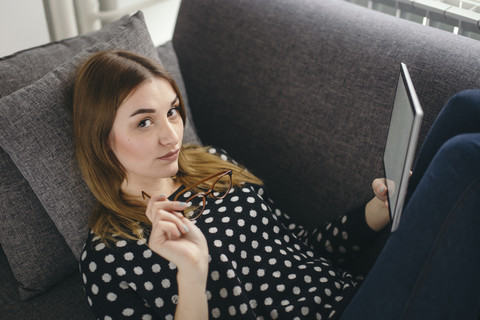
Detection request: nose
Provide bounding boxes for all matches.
[157,120,180,146]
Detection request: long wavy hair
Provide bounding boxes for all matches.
[73,50,262,242]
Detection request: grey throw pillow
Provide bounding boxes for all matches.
[0,11,192,300]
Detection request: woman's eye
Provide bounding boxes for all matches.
[168,107,180,118]
[138,119,152,128]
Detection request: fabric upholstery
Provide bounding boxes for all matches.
[0,11,170,300]
[173,0,480,227]
[0,16,131,301]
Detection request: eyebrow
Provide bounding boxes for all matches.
[129,96,179,117]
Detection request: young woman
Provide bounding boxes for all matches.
[74,50,480,320]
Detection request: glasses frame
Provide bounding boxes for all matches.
[141,169,233,220]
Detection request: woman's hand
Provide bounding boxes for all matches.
[145,194,209,320]
[365,178,391,231]
[372,178,389,208]
[145,194,209,276]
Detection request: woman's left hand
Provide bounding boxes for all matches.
[372,178,388,208]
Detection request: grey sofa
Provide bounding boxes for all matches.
[1,0,480,319]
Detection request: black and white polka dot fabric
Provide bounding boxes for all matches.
[80,150,380,320]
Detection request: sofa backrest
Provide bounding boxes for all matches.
[173,0,480,226]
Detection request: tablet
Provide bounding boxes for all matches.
[383,63,423,232]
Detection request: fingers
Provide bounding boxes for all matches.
[372,178,387,197]
[145,195,190,238]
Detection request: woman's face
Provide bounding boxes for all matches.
[109,77,184,186]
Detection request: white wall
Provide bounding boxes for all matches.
[0,0,181,58]
[0,0,50,57]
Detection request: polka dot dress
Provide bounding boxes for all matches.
[80,150,380,320]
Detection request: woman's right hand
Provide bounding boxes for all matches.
[145,194,209,320]
[145,194,209,277]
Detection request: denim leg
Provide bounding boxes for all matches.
[340,133,480,320]
[407,89,480,203]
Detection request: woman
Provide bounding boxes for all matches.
[74,50,480,319]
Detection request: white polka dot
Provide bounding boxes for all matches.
[265,246,273,252]
[285,305,294,312]
[247,197,255,203]
[251,240,259,249]
[89,262,97,272]
[228,306,236,316]
[269,258,277,265]
[237,219,245,227]
[137,238,147,245]
[211,308,221,318]
[302,307,310,315]
[251,225,258,233]
[221,216,230,223]
[242,266,250,275]
[264,297,273,305]
[91,284,99,294]
[107,292,117,301]
[209,227,218,234]
[277,284,285,292]
[304,275,312,283]
[325,288,332,296]
[81,251,87,261]
[122,308,134,316]
[220,254,228,262]
[240,303,248,314]
[211,271,220,281]
[95,243,105,251]
[220,288,228,298]
[234,206,243,213]
[152,264,161,273]
[273,271,281,278]
[155,297,164,308]
[87,297,92,306]
[258,269,266,277]
[134,267,143,275]
[144,281,154,291]
[102,273,112,283]
[218,206,227,212]
[205,217,214,224]
[143,249,152,258]
[214,240,222,247]
[230,196,239,202]
[104,254,115,263]
[119,281,129,289]
[116,240,127,247]
[162,279,171,288]
[226,229,234,236]
[254,255,262,262]
[129,282,137,291]
[142,314,152,320]
[262,217,269,225]
[227,269,235,278]
[124,252,134,261]
[233,286,242,296]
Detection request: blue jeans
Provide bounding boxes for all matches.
[340,90,480,319]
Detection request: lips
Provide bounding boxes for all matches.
[158,148,180,161]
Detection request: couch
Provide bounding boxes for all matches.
[1,0,480,318]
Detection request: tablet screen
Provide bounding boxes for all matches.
[383,63,423,231]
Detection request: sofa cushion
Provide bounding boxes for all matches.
[0,11,199,301]
[0,15,132,302]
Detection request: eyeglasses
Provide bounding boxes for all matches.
[141,169,233,220]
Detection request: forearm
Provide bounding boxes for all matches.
[365,196,390,231]
[174,271,208,320]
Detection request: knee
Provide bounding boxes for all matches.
[445,89,480,114]
[437,133,480,167]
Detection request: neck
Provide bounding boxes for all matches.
[121,176,181,201]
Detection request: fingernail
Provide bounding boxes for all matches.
[379,187,386,194]
[179,202,188,206]
[183,224,189,233]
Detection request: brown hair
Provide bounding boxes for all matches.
[73,50,262,242]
